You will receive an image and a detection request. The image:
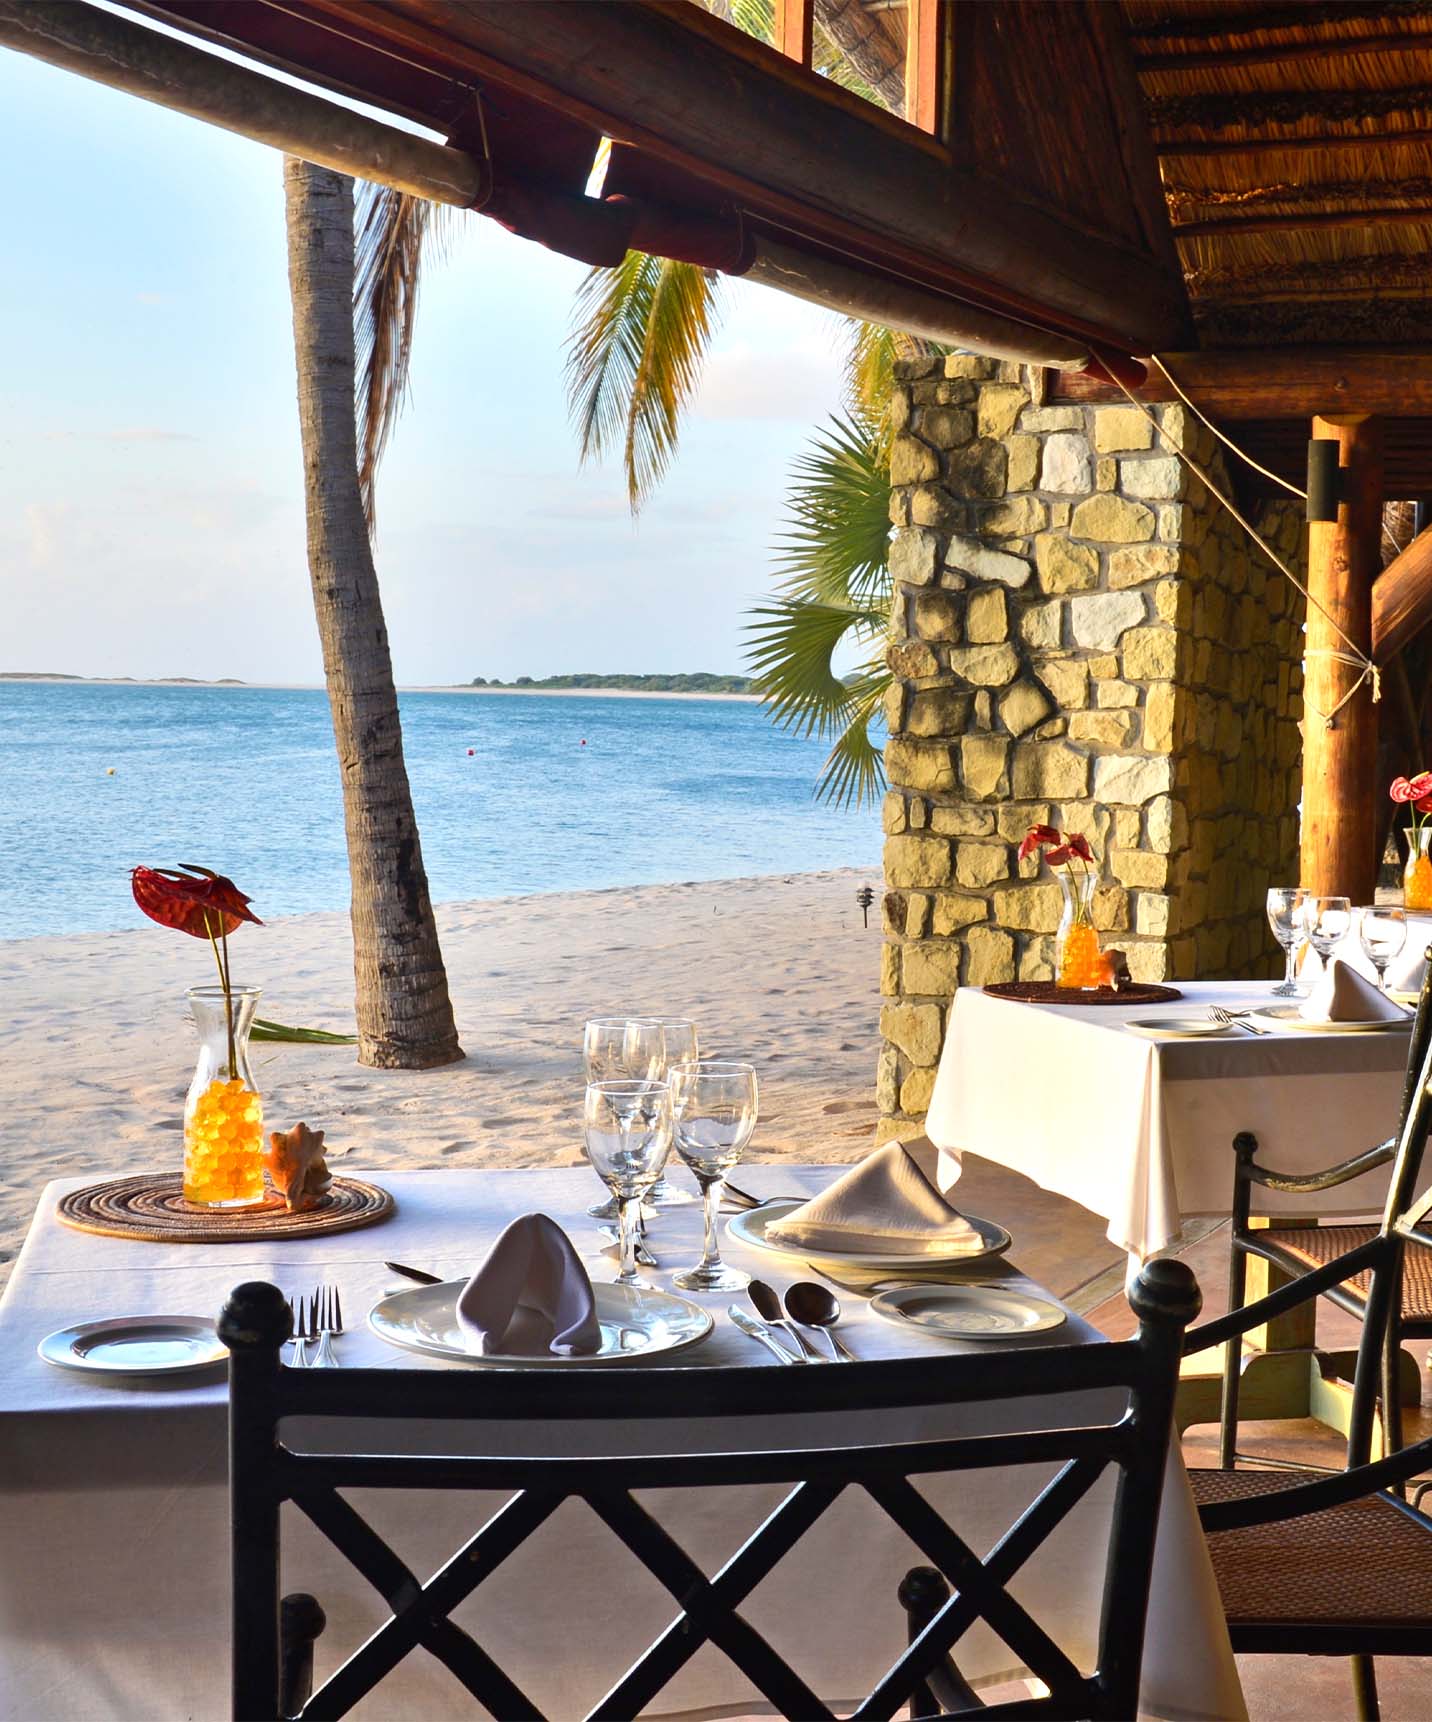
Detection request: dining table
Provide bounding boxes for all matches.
[0,1162,1244,1722]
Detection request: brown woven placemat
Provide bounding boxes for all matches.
[57,1173,395,1243]
[982,981,1183,1006]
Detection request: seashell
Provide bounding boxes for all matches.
[264,1121,333,1212]
[1097,948,1133,991]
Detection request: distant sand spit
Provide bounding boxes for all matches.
[0,869,883,1282]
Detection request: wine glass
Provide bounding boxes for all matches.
[669,1060,758,1293]
[644,1020,700,1208]
[1302,895,1353,974]
[582,1017,697,1213]
[1359,906,1408,994]
[583,1079,672,1287]
[1265,887,1307,997]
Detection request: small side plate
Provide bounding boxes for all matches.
[38,1316,228,1376]
[727,1198,1010,1271]
[869,1284,1067,1340]
[1253,1005,1411,1034]
[1125,1017,1231,1038]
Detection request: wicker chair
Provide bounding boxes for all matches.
[1217,951,1432,1468]
[1183,1010,1432,1721]
[222,1262,1200,1721]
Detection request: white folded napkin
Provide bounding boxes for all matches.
[455,1214,602,1357]
[1299,957,1409,1024]
[765,1137,984,1256]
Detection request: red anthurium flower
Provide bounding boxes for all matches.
[1018,823,1062,860]
[1417,795,1432,815]
[131,864,262,940]
[1392,776,1420,804]
[1065,832,1094,863]
[1044,843,1073,866]
[1409,772,1432,801]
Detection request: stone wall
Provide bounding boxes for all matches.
[877,354,1306,1139]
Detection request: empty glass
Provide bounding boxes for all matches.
[1359,906,1408,993]
[583,1017,697,1213]
[1302,895,1353,973]
[583,1079,672,1287]
[669,1060,759,1293]
[1265,887,1307,998]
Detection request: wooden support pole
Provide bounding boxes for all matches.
[1300,415,1383,901]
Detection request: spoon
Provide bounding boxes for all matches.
[747,1278,825,1362]
[785,1281,858,1362]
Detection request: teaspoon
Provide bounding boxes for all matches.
[747,1279,824,1362]
[784,1281,858,1362]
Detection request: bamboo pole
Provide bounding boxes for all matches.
[1300,415,1384,901]
[0,0,486,207]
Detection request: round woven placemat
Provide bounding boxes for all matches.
[56,1173,395,1244]
[982,981,1182,1006]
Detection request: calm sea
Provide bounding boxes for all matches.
[0,682,880,940]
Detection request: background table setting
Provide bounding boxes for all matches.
[0,1006,1246,1722]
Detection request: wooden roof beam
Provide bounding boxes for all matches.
[1051,349,1432,419]
[1138,30,1432,73]
[1374,525,1432,665]
[1157,127,1432,157]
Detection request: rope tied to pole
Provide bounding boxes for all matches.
[1106,364,1381,730]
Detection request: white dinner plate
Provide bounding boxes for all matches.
[869,1284,1066,1340]
[368,1280,713,1366]
[1252,1005,1412,1034]
[37,1316,228,1376]
[726,1198,1011,1272]
[1125,1017,1231,1038]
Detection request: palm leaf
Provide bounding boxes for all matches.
[565,253,725,512]
[817,661,891,807]
[743,597,886,737]
[352,183,448,533]
[773,412,891,608]
[843,322,949,426]
[250,1018,357,1045]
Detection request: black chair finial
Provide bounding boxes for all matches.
[1128,1257,1202,1327]
[218,1280,293,1352]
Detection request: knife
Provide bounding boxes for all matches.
[728,1305,804,1364]
[384,1260,443,1286]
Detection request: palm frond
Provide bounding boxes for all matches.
[743,597,886,737]
[251,1018,357,1045]
[773,413,891,608]
[816,662,890,807]
[843,322,949,426]
[565,253,724,512]
[353,184,448,533]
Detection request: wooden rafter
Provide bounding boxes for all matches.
[1374,526,1432,664]
[1137,30,1432,73]
[1051,349,1432,418]
[1173,205,1432,239]
[1155,126,1432,157]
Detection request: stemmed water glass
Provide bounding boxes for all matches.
[1359,906,1408,994]
[1266,887,1307,997]
[669,1060,759,1293]
[583,1079,672,1287]
[583,1017,698,1214]
[1302,895,1353,974]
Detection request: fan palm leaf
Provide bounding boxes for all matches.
[774,412,891,607]
[352,183,448,532]
[565,252,725,512]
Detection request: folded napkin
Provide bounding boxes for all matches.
[765,1137,984,1257]
[1299,957,1409,1024]
[455,1214,602,1357]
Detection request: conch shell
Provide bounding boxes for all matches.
[264,1121,333,1212]
[1096,948,1133,991]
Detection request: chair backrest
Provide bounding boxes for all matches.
[1383,946,1432,1234]
[222,1261,1200,1722]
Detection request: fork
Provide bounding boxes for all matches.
[288,1295,314,1368]
[1209,1005,1269,1035]
[310,1285,343,1368]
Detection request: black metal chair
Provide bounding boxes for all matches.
[1218,951,1432,1467]
[222,1260,1200,1721]
[1183,1014,1432,1720]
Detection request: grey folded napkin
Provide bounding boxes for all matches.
[1300,958,1409,1024]
[765,1137,984,1257]
[455,1213,602,1357]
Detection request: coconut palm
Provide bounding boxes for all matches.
[283,157,462,1068]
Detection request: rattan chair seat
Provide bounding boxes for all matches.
[1261,1226,1432,1321]
[1190,1469,1432,1627]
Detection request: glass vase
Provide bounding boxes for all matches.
[183,984,265,1208]
[1055,871,1103,990]
[1404,827,1432,913]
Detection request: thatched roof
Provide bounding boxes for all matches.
[1124,0,1432,344]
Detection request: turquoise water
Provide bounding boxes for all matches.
[0,682,880,939]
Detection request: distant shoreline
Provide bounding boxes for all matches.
[1,674,761,703]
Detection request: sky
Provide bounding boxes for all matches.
[0,41,851,686]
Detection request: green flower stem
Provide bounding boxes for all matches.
[204,913,237,1082]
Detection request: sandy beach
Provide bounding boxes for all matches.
[0,868,883,1281]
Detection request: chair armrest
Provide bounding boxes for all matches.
[1198,1435,1432,1534]
[1183,1229,1387,1358]
[1234,1133,1395,1195]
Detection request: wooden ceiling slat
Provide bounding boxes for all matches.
[1156,126,1432,156]
[1137,31,1432,73]
[1174,204,1432,238]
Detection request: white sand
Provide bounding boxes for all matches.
[0,869,883,1280]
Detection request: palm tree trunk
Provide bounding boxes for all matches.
[283,155,462,1069]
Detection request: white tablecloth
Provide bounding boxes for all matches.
[927,980,1411,1260]
[0,1166,1241,1721]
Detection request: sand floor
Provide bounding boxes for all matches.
[0,868,884,1280]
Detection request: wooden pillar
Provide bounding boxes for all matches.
[1300,414,1383,900]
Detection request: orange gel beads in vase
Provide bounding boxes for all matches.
[1057,922,1105,989]
[1404,828,1432,912]
[182,984,266,1208]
